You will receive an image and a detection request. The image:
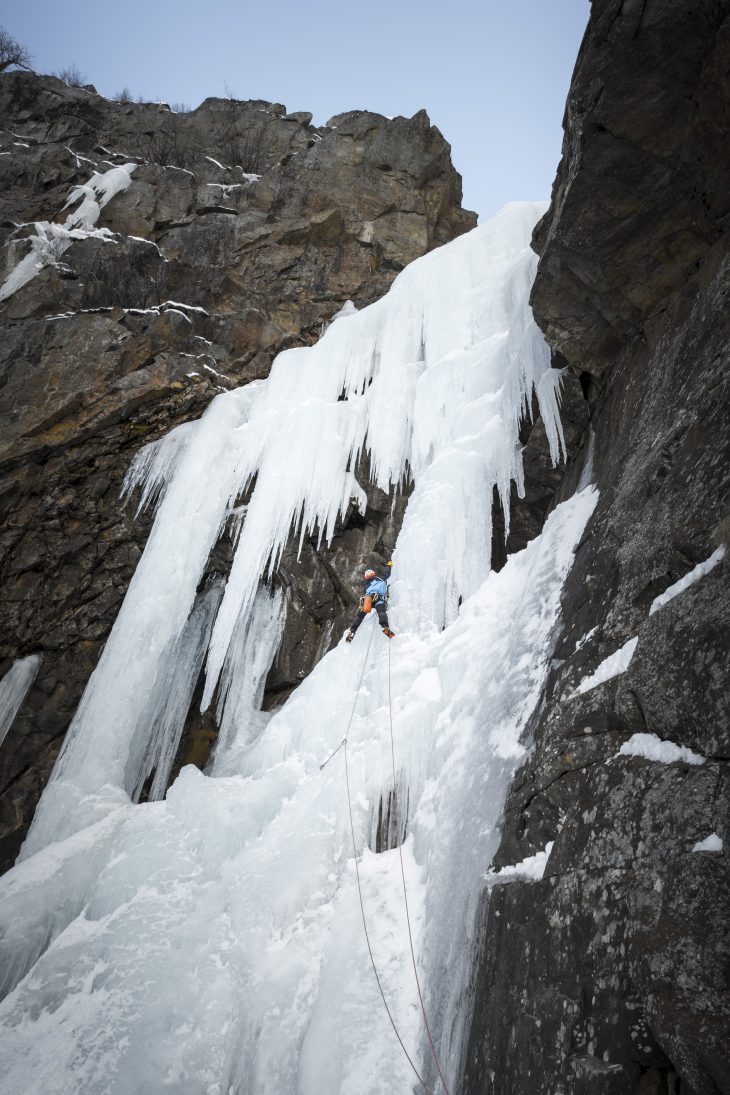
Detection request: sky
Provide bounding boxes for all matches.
[3,0,590,221]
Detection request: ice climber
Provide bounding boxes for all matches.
[345,563,396,642]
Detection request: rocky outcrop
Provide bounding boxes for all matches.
[0,72,475,870]
[464,3,729,1093]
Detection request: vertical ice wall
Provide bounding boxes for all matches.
[22,201,564,858]
[0,203,596,1094]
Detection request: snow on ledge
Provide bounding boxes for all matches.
[574,636,638,695]
[162,300,209,315]
[692,833,723,853]
[484,841,554,885]
[573,626,598,654]
[618,732,705,766]
[649,545,726,616]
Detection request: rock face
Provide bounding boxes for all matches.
[463,3,729,1094]
[0,72,475,870]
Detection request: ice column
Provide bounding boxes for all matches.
[0,655,41,750]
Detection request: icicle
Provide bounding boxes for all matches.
[121,420,198,516]
[210,583,286,776]
[537,365,567,463]
[20,383,261,857]
[127,580,224,802]
[0,655,41,749]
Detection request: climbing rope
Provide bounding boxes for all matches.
[325,617,434,1094]
[319,617,377,771]
[387,640,452,1095]
[344,731,433,1095]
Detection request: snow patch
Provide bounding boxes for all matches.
[691,833,722,853]
[574,636,638,695]
[649,546,725,616]
[162,299,209,315]
[162,307,192,324]
[485,841,554,884]
[573,626,598,654]
[618,732,706,766]
[330,299,358,322]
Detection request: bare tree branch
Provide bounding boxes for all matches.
[0,27,32,73]
[53,64,86,87]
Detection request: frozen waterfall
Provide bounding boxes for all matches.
[0,203,597,1094]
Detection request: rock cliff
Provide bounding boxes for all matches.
[0,72,475,869]
[463,2,729,1093]
[1,5,728,1086]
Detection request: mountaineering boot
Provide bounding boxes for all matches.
[345,630,355,643]
[382,628,395,639]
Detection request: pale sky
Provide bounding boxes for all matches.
[4,0,590,220]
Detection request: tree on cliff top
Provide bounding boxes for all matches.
[0,27,32,73]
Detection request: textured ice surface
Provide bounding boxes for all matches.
[0,490,596,1094]
[618,732,705,766]
[0,205,597,1093]
[0,654,41,749]
[575,636,638,695]
[649,545,725,616]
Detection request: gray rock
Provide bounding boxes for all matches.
[463,2,730,1092]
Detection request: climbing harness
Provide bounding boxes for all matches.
[320,615,452,1095]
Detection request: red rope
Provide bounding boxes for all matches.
[388,639,452,1095]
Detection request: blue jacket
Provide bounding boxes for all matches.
[365,576,389,601]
